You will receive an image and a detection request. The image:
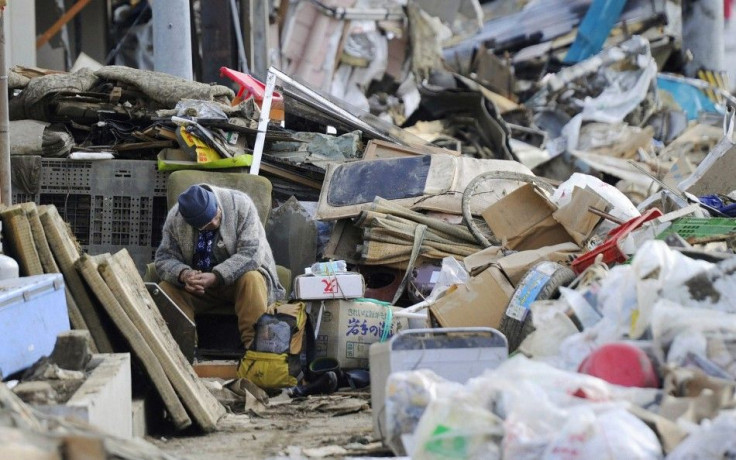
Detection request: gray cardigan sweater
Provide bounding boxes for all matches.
[154,184,285,305]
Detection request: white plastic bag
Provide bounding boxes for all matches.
[517,300,580,363]
[552,173,640,226]
[662,255,736,313]
[468,357,662,460]
[666,410,736,459]
[383,369,463,456]
[650,299,736,377]
[398,256,470,327]
[541,406,663,460]
[412,391,504,460]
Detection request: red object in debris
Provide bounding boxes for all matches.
[578,342,659,388]
[571,208,663,274]
[219,66,285,121]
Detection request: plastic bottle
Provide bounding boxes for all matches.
[309,260,347,276]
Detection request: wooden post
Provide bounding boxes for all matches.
[35,0,92,49]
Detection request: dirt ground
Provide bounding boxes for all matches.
[149,390,392,460]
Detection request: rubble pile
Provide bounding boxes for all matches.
[4,0,736,458]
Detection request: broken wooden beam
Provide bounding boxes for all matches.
[76,253,192,431]
[99,250,225,431]
[25,204,88,333]
[40,205,115,354]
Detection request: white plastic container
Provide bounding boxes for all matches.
[0,273,69,377]
[0,254,19,281]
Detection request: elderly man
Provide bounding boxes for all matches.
[155,184,285,349]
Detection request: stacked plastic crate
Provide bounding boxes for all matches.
[11,159,169,274]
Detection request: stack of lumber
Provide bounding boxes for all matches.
[0,203,225,432]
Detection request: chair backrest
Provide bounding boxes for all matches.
[166,170,273,226]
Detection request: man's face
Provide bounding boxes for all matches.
[198,206,222,231]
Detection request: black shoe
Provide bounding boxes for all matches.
[288,371,339,398]
[339,369,370,389]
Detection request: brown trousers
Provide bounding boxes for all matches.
[159,270,268,348]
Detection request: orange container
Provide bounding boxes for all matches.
[220,66,285,121]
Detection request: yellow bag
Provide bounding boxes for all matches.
[237,301,315,390]
[237,350,297,389]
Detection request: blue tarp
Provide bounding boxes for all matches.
[657,75,721,121]
[564,0,627,63]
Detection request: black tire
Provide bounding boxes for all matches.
[499,261,576,352]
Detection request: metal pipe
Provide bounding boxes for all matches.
[308,0,404,21]
[229,0,249,73]
[0,9,9,206]
[152,0,193,80]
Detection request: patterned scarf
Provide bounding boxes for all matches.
[192,229,217,272]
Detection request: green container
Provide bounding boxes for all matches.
[656,218,736,241]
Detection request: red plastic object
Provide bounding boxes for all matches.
[578,342,659,388]
[219,66,284,121]
[571,208,663,274]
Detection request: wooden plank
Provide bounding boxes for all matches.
[40,206,115,354]
[62,435,106,460]
[36,0,93,49]
[25,204,61,274]
[362,139,459,160]
[0,382,44,432]
[0,205,44,276]
[259,161,323,190]
[76,254,191,430]
[193,361,238,380]
[110,250,226,428]
[24,204,88,333]
[99,250,225,431]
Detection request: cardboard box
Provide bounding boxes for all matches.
[481,183,575,250]
[429,266,515,329]
[678,132,736,195]
[313,299,409,369]
[463,242,580,285]
[494,243,580,286]
[552,186,608,245]
[294,273,365,300]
